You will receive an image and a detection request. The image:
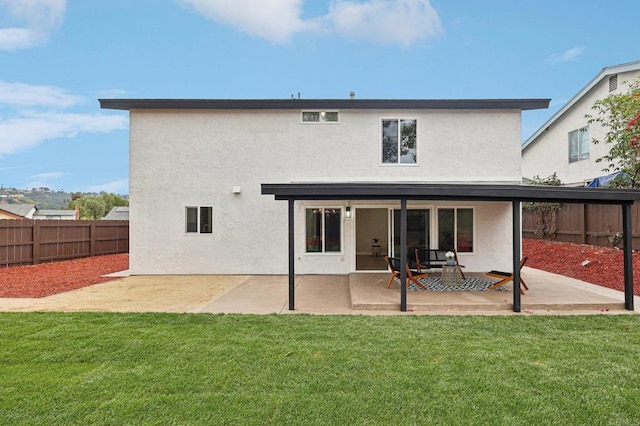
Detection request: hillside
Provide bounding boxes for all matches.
[0,188,73,210]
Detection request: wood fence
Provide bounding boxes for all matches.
[0,220,129,267]
[523,201,640,250]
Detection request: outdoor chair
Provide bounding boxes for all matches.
[384,256,428,289]
[486,257,529,295]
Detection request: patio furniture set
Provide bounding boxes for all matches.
[385,249,528,294]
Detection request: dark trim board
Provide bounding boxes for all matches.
[262,182,640,312]
[99,98,550,111]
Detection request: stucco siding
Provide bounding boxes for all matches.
[523,69,640,185]
[129,108,521,274]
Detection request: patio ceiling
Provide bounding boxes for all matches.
[262,182,640,313]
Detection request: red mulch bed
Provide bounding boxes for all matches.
[523,239,640,296]
[0,254,129,298]
[1,240,639,298]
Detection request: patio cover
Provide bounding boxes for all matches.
[262,183,640,312]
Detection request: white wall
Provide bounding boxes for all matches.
[523,70,640,186]
[129,108,522,274]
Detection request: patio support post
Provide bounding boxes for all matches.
[400,199,408,312]
[288,199,295,310]
[622,203,634,311]
[512,200,522,313]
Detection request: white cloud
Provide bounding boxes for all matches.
[0,111,128,156]
[180,0,441,46]
[31,171,66,180]
[0,81,84,107]
[25,171,66,189]
[327,0,442,46]
[546,47,585,64]
[0,0,66,51]
[85,179,129,194]
[180,0,318,43]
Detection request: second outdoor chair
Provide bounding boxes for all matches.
[384,256,428,289]
[486,257,529,295]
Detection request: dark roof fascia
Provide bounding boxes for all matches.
[261,183,640,205]
[99,98,550,112]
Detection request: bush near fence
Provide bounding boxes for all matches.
[0,219,129,267]
[523,201,640,250]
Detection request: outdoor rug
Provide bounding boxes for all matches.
[395,276,508,292]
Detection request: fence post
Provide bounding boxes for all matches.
[579,204,587,244]
[32,220,40,265]
[90,221,97,256]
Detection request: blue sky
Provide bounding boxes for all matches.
[1,0,638,194]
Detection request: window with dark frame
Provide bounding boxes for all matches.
[185,206,213,234]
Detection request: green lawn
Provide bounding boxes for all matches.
[1,313,639,425]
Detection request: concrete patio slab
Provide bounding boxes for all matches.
[349,267,639,314]
[0,267,637,315]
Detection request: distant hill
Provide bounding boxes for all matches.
[1,188,74,210]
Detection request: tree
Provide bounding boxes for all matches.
[586,77,640,188]
[68,192,128,220]
[524,173,563,240]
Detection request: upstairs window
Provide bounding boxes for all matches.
[302,111,339,123]
[569,127,590,163]
[305,208,341,253]
[382,119,417,164]
[186,206,213,234]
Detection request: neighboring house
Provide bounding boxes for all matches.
[33,208,79,220]
[0,204,36,219]
[102,206,129,220]
[522,60,640,186]
[101,97,553,276]
[0,204,79,220]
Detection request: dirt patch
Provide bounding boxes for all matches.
[523,239,640,296]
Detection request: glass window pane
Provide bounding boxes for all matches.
[382,120,398,163]
[579,127,590,159]
[437,209,454,251]
[324,209,341,252]
[186,207,198,233]
[306,209,322,252]
[200,207,212,233]
[456,208,473,252]
[400,119,417,164]
[568,130,579,162]
[321,111,339,122]
[302,112,320,122]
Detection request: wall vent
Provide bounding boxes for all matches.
[609,74,618,92]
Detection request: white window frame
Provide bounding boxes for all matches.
[380,118,418,166]
[301,110,340,124]
[568,126,590,163]
[436,207,475,253]
[185,206,213,234]
[304,206,343,254]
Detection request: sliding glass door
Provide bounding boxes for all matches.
[389,208,430,259]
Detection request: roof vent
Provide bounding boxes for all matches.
[350,91,355,100]
[609,74,618,92]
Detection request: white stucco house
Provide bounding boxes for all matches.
[522,60,640,186]
[101,97,554,277]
